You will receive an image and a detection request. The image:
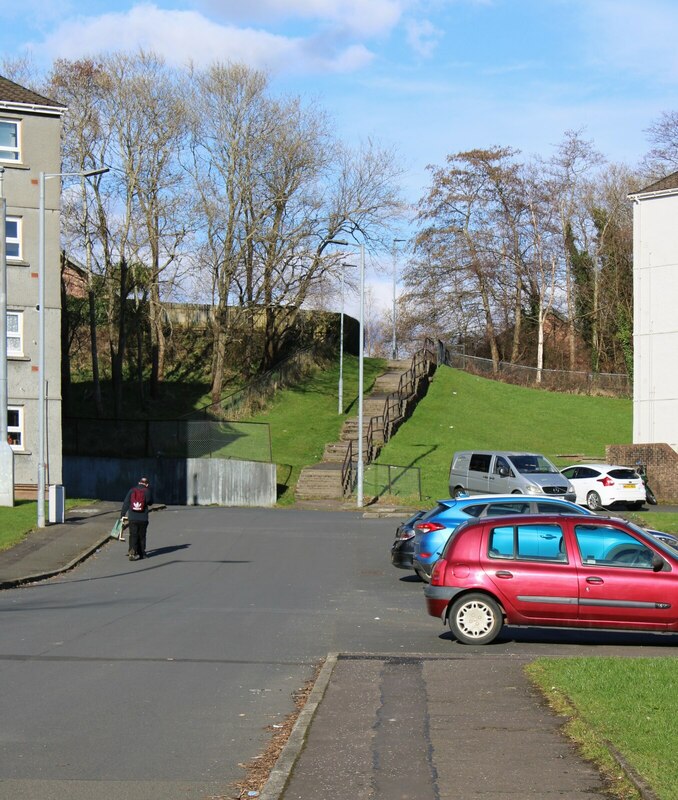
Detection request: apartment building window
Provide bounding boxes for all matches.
[7,311,22,356]
[5,216,21,259]
[7,406,23,449]
[0,120,20,161]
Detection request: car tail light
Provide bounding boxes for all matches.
[415,521,446,533]
[430,559,447,585]
[396,530,415,541]
[598,476,615,487]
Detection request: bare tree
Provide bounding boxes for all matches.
[544,130,604,370]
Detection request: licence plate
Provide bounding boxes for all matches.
[624,483,636,489]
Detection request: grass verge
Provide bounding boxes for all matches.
[0,498,95,552]
[526,657,678,800]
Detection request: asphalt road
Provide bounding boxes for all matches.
[1,506,677,800]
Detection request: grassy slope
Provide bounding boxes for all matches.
[376,365,632,502]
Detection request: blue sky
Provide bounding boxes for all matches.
[4,0,678,310]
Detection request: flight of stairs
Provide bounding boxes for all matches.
[294,361,412,501]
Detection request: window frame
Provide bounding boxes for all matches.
[488,522,567,562]
[0,119,20,162]
[5,215,21,260]
[7,405,24,450]
[7,310,23,356]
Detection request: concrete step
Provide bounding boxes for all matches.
[295,464,345,500]
[323,442,350,462]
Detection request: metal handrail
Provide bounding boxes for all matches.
[341,438,354,496]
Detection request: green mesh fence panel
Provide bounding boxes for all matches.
[356,463,421,500]
[64,418,272,462]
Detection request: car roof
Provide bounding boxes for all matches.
[460,512,628,526]
[455,451,544,457]
[562,463,636,471]
[437,494,577,504]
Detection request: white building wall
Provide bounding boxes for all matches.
[632,190,678,451]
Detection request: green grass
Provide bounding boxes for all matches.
[376,365,633,502]
[626,512,678,534]
[0,498,94,552]
[527,658,678,799]
[245,354,386,503]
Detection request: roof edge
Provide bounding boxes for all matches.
[0,100,65,117]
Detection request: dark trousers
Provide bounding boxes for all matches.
[128,520,149,557]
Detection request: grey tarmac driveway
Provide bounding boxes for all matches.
[1,506,677,800]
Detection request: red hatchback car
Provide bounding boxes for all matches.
[424,514,678,645]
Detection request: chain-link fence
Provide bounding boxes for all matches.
[63,418,272,462]
[442,350,631,396]
[357,463,422,500]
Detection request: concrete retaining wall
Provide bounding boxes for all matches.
[63,456,277,507]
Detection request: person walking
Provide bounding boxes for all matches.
[121,477,154,561]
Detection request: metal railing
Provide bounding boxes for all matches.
[341,337,437,497]
[439,348,631,396]
[360,462,422,500]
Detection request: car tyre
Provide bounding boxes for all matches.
[448,593,503,645]
[586,491,603,511]
[452,486,467,498]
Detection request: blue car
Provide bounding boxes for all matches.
[412,494,595,581]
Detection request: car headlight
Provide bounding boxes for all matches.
[566,482,574,493]
[525,484,540,495]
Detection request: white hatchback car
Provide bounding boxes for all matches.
[560,463,646,510]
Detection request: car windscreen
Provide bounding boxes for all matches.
[509,454,558,474]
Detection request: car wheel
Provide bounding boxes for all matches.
[448,593,503,645]
[453,486,467,498]
[586,491,602,511]
[414,566,429,583]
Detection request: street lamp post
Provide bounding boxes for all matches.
[357,243,365,508]
[37,166,109,527]
[391,238,406,360]
[338,261,357,414]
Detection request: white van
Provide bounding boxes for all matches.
[449,450,575,502]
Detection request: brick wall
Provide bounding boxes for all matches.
[606,443,678,503]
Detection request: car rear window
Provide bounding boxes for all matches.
[488,523,566,561]
[607,469,640,480]
[420,504,450,522]
[535,501,587,515]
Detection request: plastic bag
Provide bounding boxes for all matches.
[109,518,125,540]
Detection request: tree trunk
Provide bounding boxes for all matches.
[112,258,128,419]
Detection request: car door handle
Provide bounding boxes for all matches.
[586,577,604,585]
[495,571,513,579]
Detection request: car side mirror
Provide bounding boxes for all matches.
[652,554,665,572]
[498,466,509,477]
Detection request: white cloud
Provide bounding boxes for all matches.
[197,0,407,37]
[405,18,443,57]
[31,3,374,73]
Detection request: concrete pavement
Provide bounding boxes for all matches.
[0,503,655,800]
